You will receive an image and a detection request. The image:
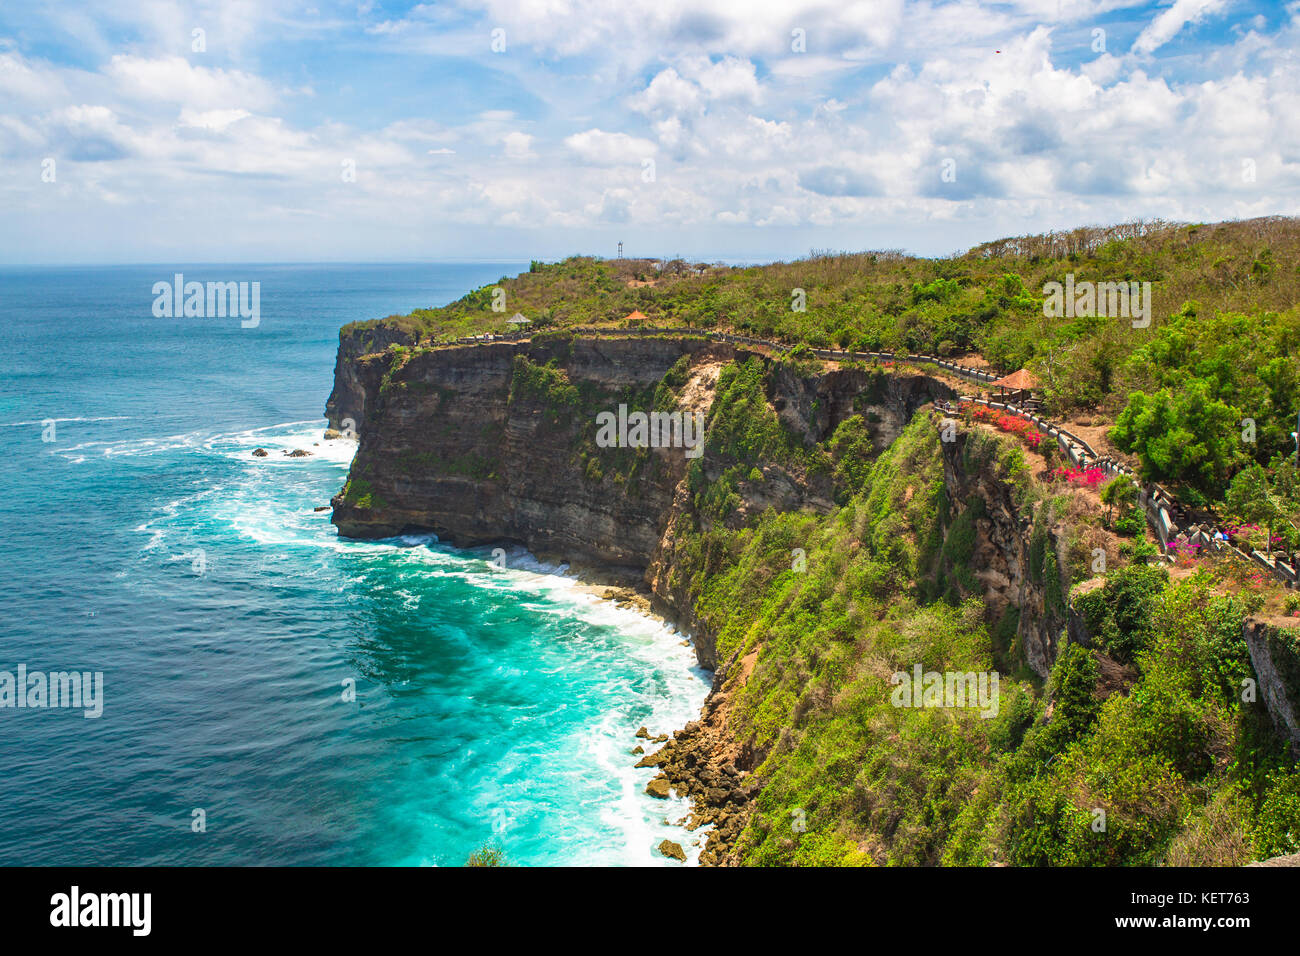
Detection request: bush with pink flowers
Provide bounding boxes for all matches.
[1051,465,1106,488]
[958,403,1045,451]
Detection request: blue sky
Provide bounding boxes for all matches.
[3,0,1297,263]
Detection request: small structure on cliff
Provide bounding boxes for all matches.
[989,368,1041,407]
[508,313,531,326]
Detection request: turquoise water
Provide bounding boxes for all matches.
[0,265,710,866]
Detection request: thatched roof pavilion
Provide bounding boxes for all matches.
[989,368,1041,405]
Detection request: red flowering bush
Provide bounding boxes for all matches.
[1167,539,1202,564]
[1052,465,1106,488]
[961,404,1047,451]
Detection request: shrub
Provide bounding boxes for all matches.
[1073,564,1169,664]
[1110,381,1245,498]
[1255,772,1300,859]
[1045,642,1102,749]
[828,415,874,497]
[1113,512,1144,536]
[465,844,506,867]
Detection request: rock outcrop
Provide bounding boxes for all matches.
[325,323,419,436]
[1243,619,1300,750]
[1249,851,1300,866]
[935,427,1072,678]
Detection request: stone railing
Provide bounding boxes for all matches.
[934,398,1298,588]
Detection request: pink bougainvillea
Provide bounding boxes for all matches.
[1051,465,1106,488]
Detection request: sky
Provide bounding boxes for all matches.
[2,0,1298,264]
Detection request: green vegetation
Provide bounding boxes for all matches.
[1073,564,1168,664]
[507,353,691,489]
[669,413,1300,866]
[826,416,874,499]
[464,844,506,867]
[687,358,831,521]
[1222,461,1300,553]
[340,477,388,511]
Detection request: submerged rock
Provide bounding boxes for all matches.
[252,448,268,457]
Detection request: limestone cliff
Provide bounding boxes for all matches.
[935,428,1074,678]
[326,323,419,436]
[326,333,954,668]
[1243,620,1300,749]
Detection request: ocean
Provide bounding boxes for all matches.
[0,263,710,866]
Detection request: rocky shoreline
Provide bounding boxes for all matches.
[576,572,752,865]
[634,672,758,866]
[468,550,743,865]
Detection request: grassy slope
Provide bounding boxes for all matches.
[681,412,1300,866]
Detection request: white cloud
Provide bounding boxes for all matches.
[0,51,67,104]
[3,0,1299,262]
[629,68,701,115]
[502,130,535,159]
[564,128,657,164]
[178,108,252,132]
[691,56,761,103]
[630,56,760,119]
[1132,0,1229,55]
[106,55,279,110]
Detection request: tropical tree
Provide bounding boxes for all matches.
[1100,475,1138,524]
[1110,380,1245,498]
[1224,464,1284,553]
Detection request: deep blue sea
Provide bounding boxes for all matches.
[0,264,710,866]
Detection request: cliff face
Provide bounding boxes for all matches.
[326,325,419,436]
[1243,620,1300,749]
[326,333,955,668]
[937,430,1072,678]
[329,336,718,575]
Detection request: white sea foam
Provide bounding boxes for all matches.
[57,430,211,461]
[206,420,357,467]
[57,419,355,469]
[131,417,713,865]
[363,541,711,866]
[0,415,131,428]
